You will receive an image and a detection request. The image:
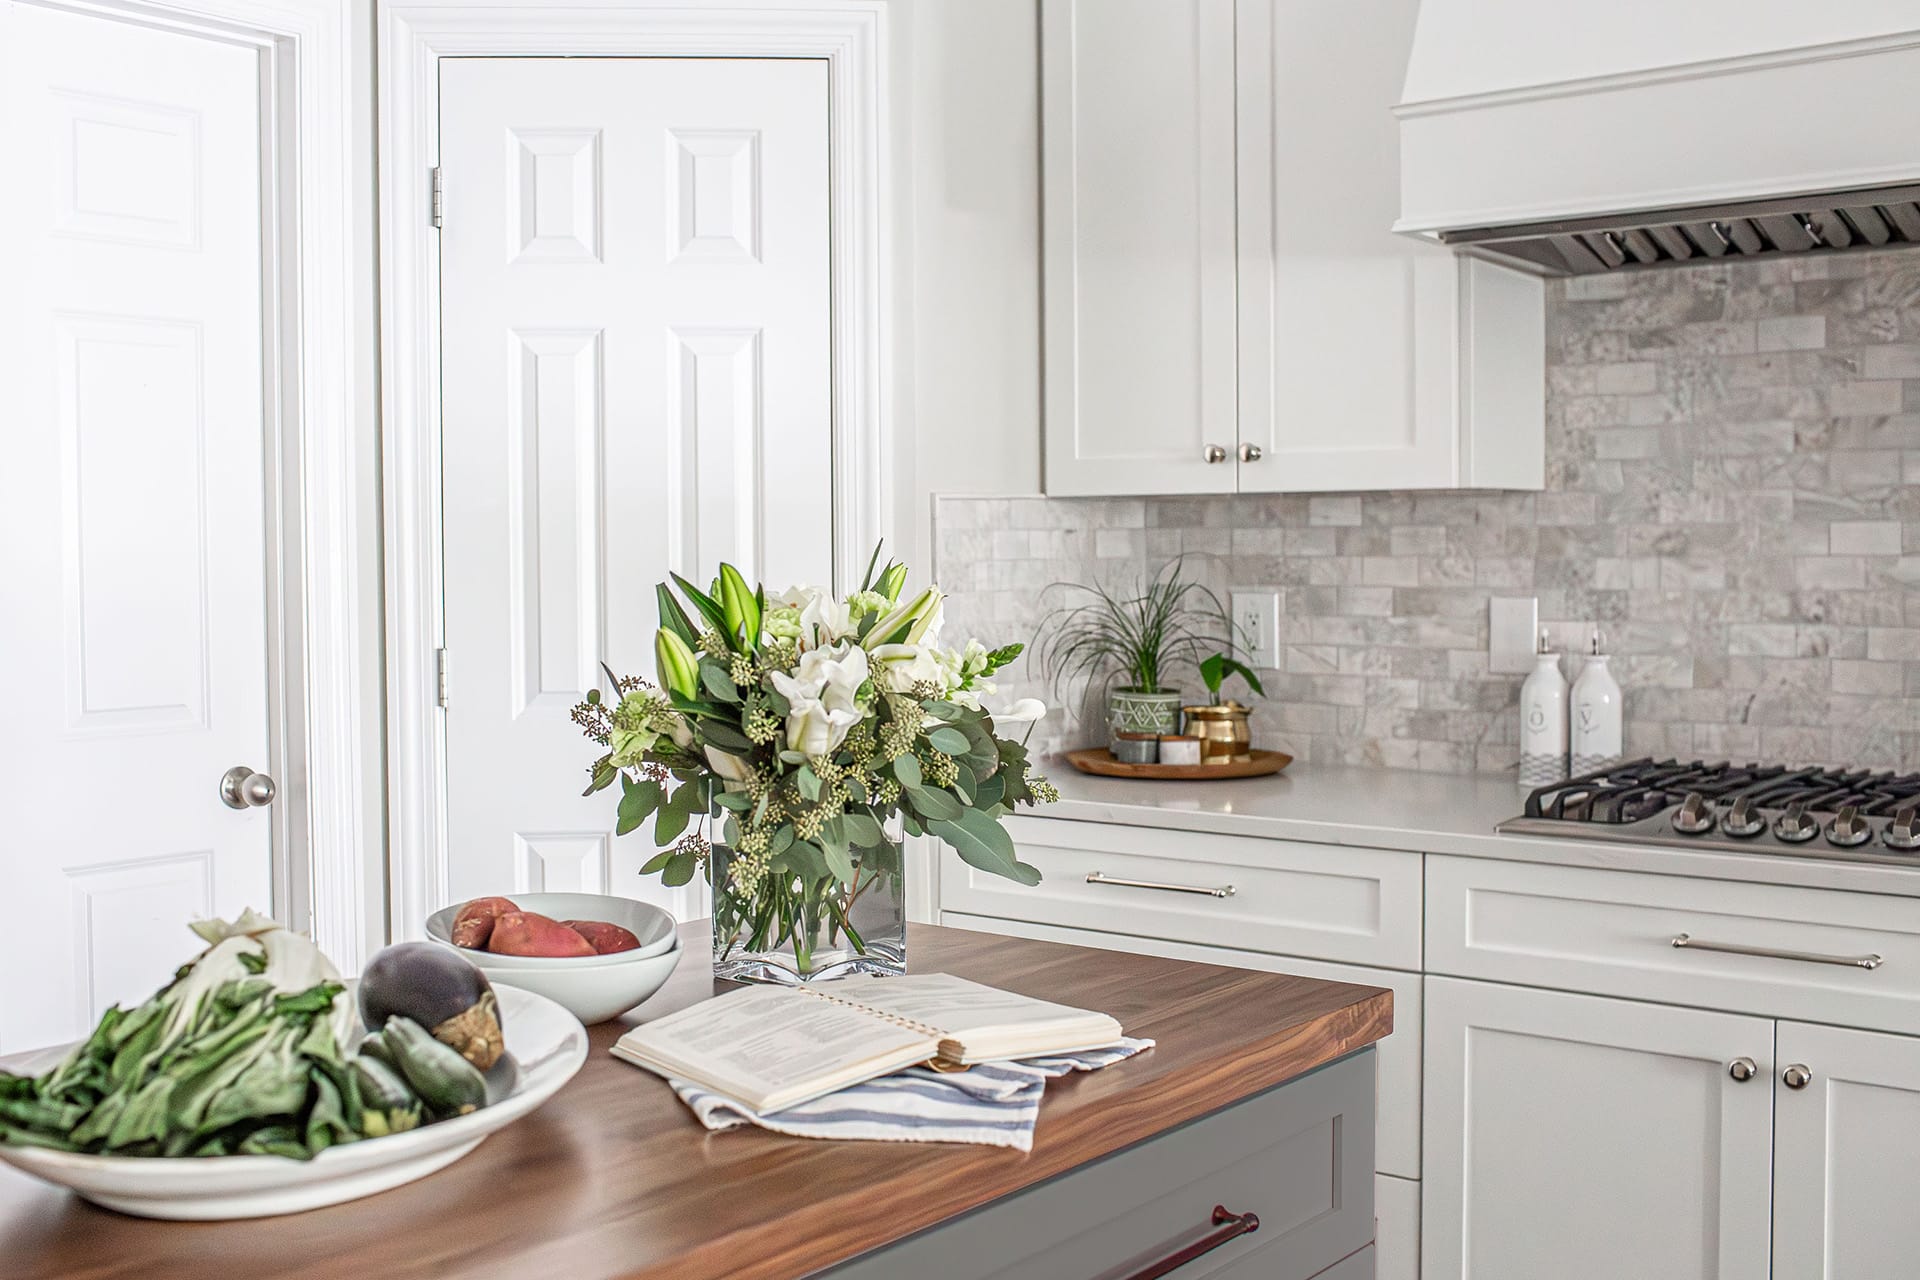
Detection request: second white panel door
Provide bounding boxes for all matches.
[1773,1021,1920,1279]
[438,57,833,921]
[1422,977,1774,1280]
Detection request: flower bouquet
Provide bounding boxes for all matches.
[574,550,1056,983]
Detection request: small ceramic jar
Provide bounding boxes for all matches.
[1110,732,1160,764]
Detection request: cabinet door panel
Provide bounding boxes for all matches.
[1774,1021,1920,1279]
[1041,0,1237,496]
[1422,978,1772,1280]
[1233,0,1456,492]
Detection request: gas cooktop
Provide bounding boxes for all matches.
[1497,758,1920,866]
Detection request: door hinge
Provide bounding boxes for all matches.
[435,647,449,708]
[429,167,444,229]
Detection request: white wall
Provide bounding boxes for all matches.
[895,0,1045,574]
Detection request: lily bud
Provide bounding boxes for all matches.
[717,563,761,649]
[655,628,700,700]
[866,585,940,648]
[877,563,909,603]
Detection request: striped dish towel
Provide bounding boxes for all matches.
[670,1038,1154,1151]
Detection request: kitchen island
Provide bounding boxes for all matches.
[0,921,1391,1280]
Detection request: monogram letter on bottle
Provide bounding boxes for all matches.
[1519,631,1568,789]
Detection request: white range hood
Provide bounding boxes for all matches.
[1394,0,1920,273]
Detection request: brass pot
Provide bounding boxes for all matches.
[1181,701,1252,763]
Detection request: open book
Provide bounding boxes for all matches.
[610,973,1125,1113]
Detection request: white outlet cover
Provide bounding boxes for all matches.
[1229,590,1282,669]
[1489,597,1539,674]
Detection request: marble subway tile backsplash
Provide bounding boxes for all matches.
[934,249,1920,776]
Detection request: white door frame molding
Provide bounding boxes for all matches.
[10,0,376,971]
[377,0,892,940]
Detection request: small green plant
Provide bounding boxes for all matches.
[1034,557,1232,696]
[1199,652,1266,704]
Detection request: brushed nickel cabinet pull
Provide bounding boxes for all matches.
[1087,871,1235,899]
[1117,1205,1261,1280]
[1671,933,1883,970]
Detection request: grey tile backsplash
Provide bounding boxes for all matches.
[934,249,1920,775]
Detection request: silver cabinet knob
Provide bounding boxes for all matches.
[1783,1063,1813,1090]
[1239,442,1262,463]
[1202,444,1228,464]
[220,766,277,810]
[1728,1057,1756,1082]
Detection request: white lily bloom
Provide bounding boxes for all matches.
[870,642,949,694]
[772,584,851,649]
[785,696,861,756]
[989,697,1048,725]
[789,642,869,713]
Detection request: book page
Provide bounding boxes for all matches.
[827,974,1120,1047]
[612,985,935,1104]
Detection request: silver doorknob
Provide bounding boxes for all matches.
[1203,444,1228,464]
[1782,1063,1813,1090]
[1239,442,1262,463]
[1728,1057,1756,1082]
[220,766,277,810]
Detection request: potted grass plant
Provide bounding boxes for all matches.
[1035,558,1232,740]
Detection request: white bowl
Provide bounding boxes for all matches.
[470,936,682,1025]
[425,892,677,967]
[0,985,587,1220]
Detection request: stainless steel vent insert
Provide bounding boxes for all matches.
[1438,183,1920,276]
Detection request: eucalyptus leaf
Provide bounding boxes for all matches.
[893,754,922,789]
[927,727,970,755]
[928,811,1041,886]
[907,784,962,822]
[701,662,740,702]
[662,852,698,887]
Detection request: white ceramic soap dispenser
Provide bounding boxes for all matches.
[1519,630,1569,789]
[1570,631,1623,776]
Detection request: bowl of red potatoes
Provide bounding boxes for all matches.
[425,893,680,1024]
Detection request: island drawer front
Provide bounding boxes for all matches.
[822,1050,1376,1280]
[941,816,1422,970]
[943,911,1420,1180]
[1428,856,1920,1032]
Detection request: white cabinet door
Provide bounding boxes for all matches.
[1041,0,1238,496]
[1422,978,1773,1280]
[1232,0,1542,494]
[438,58,834,922]
[1773,1022,1920,1279]
[0,4,276,1051]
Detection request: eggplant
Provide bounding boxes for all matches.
[357,942,505,1070]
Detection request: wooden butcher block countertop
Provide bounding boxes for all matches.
[0,921,1393,1280]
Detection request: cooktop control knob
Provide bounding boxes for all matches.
[1774,802,1820,843]
[1670,793,1716,835]
[1721,796,1767,838]
[1885,806,1920,852]
[1826,804,1872,848]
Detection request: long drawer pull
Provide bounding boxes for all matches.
[1671,932,1883,970]
[1086,871,1235,899]
[1116,1205,1261,1280]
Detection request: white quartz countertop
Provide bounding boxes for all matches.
[1033,760,1920,899]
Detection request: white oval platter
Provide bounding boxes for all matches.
[0,985,587,1220]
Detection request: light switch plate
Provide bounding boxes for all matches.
[1489,597,1539,674]
[1229,590,1281,670]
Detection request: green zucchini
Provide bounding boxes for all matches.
[351,1054,417,1114]
[382,1017,486,1117]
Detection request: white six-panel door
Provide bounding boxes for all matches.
[1773,1021,1920,1279]
[0,3,275,1051]
[437,57,833,922]
[1422,977,1774,1280]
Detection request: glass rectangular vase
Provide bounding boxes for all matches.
[710,823,907,984]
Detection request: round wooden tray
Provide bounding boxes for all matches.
[1064,747,1294,781]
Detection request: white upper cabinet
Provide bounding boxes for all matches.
[1041,0,1239,496]
[1041,0,1545,497]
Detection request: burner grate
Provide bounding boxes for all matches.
[1523,761,1920,825]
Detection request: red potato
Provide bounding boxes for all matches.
[562,919,643,955]
[487,911,597,957]
[450,896,519,950]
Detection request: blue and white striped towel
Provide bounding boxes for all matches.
[670,1038,1155,1151]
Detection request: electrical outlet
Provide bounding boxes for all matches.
[1228,590,1281,670]
[1489,597,1539,674]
